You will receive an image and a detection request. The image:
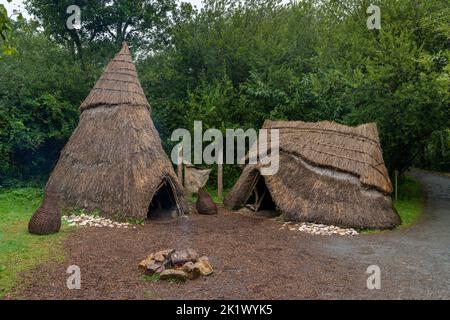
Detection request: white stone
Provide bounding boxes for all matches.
[282,220,358,236]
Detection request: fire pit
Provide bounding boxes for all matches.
[139,248,213,281]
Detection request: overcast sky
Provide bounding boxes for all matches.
[1,0,206,18]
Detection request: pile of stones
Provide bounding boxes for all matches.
[139,248,213,281]
[280,222,359,236]
[62,214,136,229]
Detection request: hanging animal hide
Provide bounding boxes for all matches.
[184,165,212,194]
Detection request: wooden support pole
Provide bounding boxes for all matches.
[218,150,223,200]
[177,146,183,186]
[255,189,266,213]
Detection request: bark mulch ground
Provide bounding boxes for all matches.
[6,171,450,299]
[8,209,364,300]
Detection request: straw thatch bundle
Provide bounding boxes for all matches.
[28,192,61,235]
[32,43,188,225]
[224,120,401,229]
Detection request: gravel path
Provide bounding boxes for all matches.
[318,170,450,299]
[7,170,450,299]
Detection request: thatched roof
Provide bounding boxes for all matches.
[263,120,392,193]
[80,43,149,112]
[40,43,188,220]
[224,120,400,229]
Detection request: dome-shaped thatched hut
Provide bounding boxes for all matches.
[29,43,188,232]
[224,120,400,229]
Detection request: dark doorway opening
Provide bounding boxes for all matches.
[245,176,279,218]
[147,181,179,221]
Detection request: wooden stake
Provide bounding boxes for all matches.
[177,146,183,186]
[218,150,223,200]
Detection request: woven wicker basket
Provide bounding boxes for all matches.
[28,192,61,235]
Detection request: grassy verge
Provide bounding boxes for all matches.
[362,175,424,234]
[393,175,424,227]
[0,188,71,298]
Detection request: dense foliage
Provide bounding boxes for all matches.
[0,21,95,184]
[26,0,177,61]
[0,0,15,56]
[0,0,449,187]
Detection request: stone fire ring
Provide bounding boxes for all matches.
[138,248,213,281]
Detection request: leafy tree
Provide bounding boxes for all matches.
[310,0,450,174]
[1,0,449,186]
[0,0,15,56]
[0,21,91,184]
[26,0,178,60]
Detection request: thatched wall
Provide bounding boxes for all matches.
[224,121,400,229]
[46,104,188,219]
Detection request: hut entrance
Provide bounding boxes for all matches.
[147,180,179,221]
[244,175,279,218]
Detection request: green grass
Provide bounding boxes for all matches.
[141,273,161,282]
[393,175,424,227]
[188,187,229,205]
[0,188,71,298]
[362,175,424,234]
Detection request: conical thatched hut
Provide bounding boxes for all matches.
[30,43,188,228]
[224,120,400,229]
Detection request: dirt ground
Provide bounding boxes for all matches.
[9,210,364,299]
[7,170,450,299]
